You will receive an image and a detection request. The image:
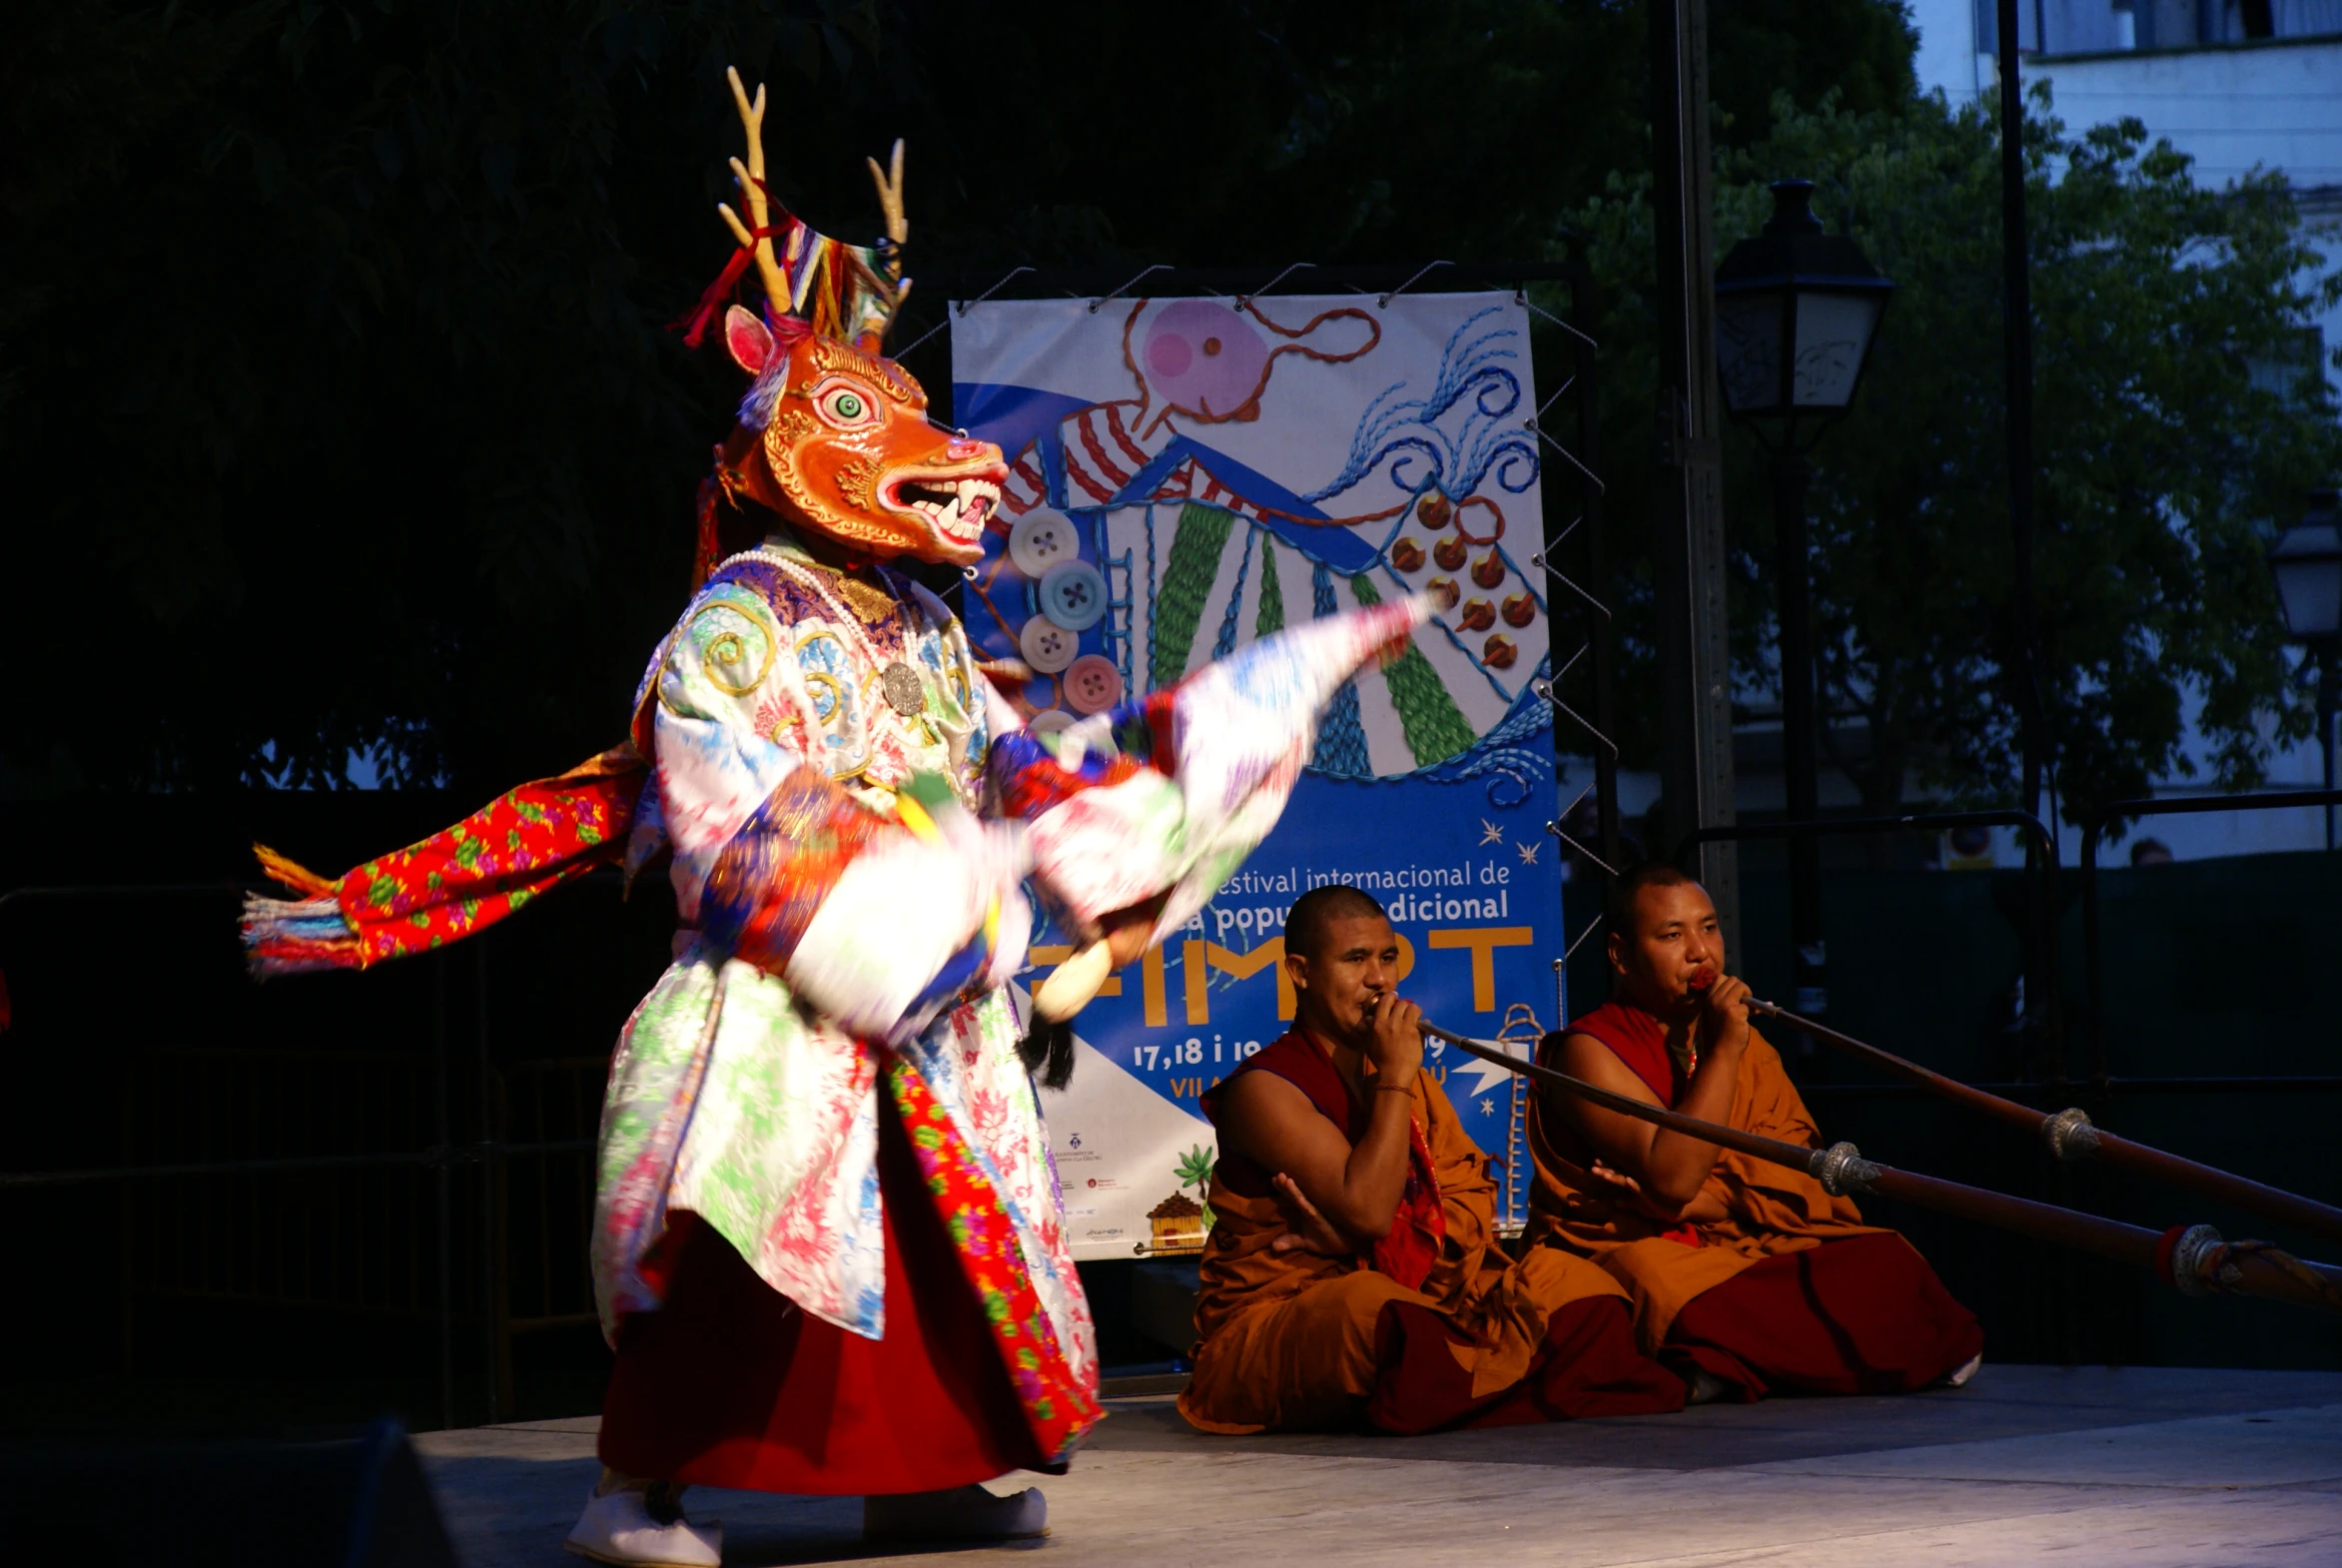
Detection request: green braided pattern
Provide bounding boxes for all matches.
[1151,504,1234,689]
[1254,539,1286,638]
[1348,573,1475,766]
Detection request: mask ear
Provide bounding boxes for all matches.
[724,305,776,376]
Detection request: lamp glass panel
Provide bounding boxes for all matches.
[1790,291,1883,409]
[1717,291,1787,414]
[2274,527,2342,638]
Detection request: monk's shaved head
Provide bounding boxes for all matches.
[1283,885,1399,1049]
[1285,885,1388,962]
[1606,862,1698,939]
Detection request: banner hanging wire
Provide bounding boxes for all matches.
[1090,263,1173,314]
[1236,261,1316,308]
[1518,292,1600,350]
[895,265,1035,359]
[1378,259,1453,307]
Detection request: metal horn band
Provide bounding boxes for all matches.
[1413,1016,2342,1318]
[1745,997,2342,1247]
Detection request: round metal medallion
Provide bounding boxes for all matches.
[880,661,926,717]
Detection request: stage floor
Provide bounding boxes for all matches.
[416,1364,2342,1566]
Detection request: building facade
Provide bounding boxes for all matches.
[1903,1,2342,860]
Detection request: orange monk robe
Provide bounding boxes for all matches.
[1525,999,1981,1400]
[1177,1030,1684,1435]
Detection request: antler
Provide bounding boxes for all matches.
[866,139,908,262]
[716,66,792,317]
[857,141,899,304]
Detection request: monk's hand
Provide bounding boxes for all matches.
[1586,1160,1674,1220]
[1583,1161,1695,1225]
[1702,973,1754,1057]
[1268,1172,1353,1257]
[1586,1159,1645,1196]
[1363,992,1424,1085]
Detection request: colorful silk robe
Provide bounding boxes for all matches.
[597,539,1422,1360]
[591,539,1087,1389]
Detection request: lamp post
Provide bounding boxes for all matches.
[1714,180,1894,1018]
[2270,488,2342,851]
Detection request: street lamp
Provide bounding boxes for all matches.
[1715,180,1894,1018]
[2270,487,2342,851]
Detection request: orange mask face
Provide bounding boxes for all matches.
[722,308,1005,566]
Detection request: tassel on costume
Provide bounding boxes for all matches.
[240,846,366,978]
[241,892,366,978]
[1017,1016,1077,1092]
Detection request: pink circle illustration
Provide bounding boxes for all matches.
[1141,300,1270,419]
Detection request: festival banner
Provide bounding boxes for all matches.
[952,293,1563,1260]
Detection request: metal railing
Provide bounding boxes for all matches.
[2076,787,2342,1087]
[1674,808,2066,1078]
[0,881,608,1430]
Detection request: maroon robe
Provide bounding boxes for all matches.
[1527,998,1983,1401]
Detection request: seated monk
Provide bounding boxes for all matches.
[1176,885,1686,1434]
[1526,863,1984,1403]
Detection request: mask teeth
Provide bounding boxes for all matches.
[955,476,999,531]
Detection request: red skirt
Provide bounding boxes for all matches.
[597,1095,1048,1495]
[1662,1231,1983,1401]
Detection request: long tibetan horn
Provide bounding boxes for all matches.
[1417,1020,2342,1318]
[1745,998,2342,1248]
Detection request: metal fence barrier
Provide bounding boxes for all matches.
[1673,808,2065,1078]
[0,882,609,1431]
[2077,787,2342,1088]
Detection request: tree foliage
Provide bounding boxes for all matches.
[22,0,2285,833]
[2,0,1663,797]
[1560,83,2339,826]
[1722,90,2341,824]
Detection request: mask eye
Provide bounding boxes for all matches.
[811,378,880,428]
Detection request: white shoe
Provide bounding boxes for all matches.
[1684,1369,1732,1406]
[864,1483,1049,1542]
[1938,1351,1984,1389]
[564,1486,723,1568]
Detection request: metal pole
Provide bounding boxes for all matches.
[1996,0,2053,1077]
[1775,448,1826,1017]
[477,944,498,1426]
[1648,0,1741,951]
[2082,822,2107,1086]
[435,961,453,1433]
[2323,646,2337,853]
[1569,249,1622,873]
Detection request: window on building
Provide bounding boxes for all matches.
[2016,0,2342,51]
[1974,0,2043,54]
[2137,0,2209,46]
[2246,328,2330,413]
[2271,0,2342,34]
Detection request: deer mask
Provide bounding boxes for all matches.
[694,67,1005,568]
[718,311,1003,566]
